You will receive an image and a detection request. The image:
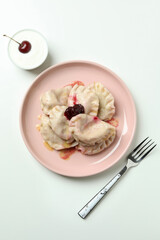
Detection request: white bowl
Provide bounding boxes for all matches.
[8,29,48,70]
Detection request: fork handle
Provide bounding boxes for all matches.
[78,166,127,219]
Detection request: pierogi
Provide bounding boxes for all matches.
[68,84,99,116]
[69,114,116,146]
[76,141,107,155]
[87,82,115,121]
[76,133,116,155]
[49,105,74,142]
[40,115,77,150]
[38,82,117,155]
[40,86,71,114]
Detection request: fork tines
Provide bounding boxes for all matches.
[131,137,157,161]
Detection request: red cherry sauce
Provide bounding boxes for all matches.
[93,116,100,123]
[73,94,77,105]
[59,148,76,160]
[107,118,119,127]
[65,81,85,87]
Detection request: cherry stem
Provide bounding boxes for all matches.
[3,34,21,45]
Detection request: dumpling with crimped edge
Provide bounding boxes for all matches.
[40,86,72,114]
[40,90,59,114]
[40,115,77,150]
[69,114,116,146]
[76,132,116,155]
[87,82,115,121]
[68,84,99,116]
[49,105,74,143]
[76,141,107,155]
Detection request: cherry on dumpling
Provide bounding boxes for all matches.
[64,104,85,120]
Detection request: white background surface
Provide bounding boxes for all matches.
[0,0,159,239]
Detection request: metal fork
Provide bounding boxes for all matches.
[78,137,156,219]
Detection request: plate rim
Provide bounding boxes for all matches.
[19,60,137,177]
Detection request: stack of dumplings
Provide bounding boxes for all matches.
[39,82,116,155]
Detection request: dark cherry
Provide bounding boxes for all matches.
[73,104,85,116]
[18,41,31,53]
[64,106,75,120]
[3,34,32,54]
[64,104,85,120]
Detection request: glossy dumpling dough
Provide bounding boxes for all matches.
[49,106,74,142]
[88,82,115,121]
[40,115,77,150]
[40,86,72,114]
[69,114,116,146]
[68,84,99,116]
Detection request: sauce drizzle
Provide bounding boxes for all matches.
[107,118,119,127]
[59,148,76,160]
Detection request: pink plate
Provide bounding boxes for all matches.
[20,60,136,177]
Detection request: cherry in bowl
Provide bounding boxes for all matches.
[3,34,31,54]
